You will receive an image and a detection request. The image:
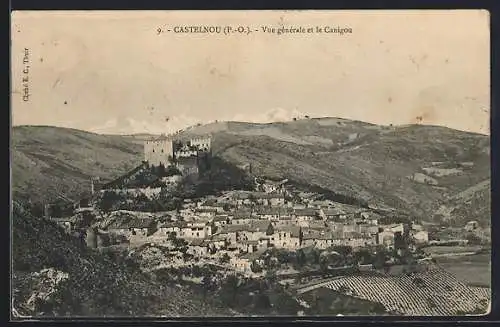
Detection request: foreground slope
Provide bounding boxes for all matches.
[11,201,233,317]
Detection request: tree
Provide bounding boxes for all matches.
[157,163,166,177]
[332,245,353,258]
[265,270,278,289]
[266,224,274,236]
[219,253,231,264]
[220,275,240,306]
[201,275,216,299]
[251,260,263,273]
[373,247,388,270]
[296,249,307,267]
[466,232,482,245]
[253,293,271,311]
[353,248,373,265]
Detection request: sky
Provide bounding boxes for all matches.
[11,10,490,135]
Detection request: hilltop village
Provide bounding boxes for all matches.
[44,133,490,282]
[33,130,492,316]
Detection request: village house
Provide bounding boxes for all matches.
[240,220,274,242]
[230,211,255,225]
[465,220,480,232]
[212,215,230,227]
[190,136,212,152]
[175,146,198,158]
[231,251,265,274]
[293,208,319,226]
[187,239,209,257]
[219,224,247,245]
[198,199,226,213]
[358,224,380,236]
[377,230,396,249]
[129,218,157,237]
[267,193,286,206]
[230,191,254,206]
[326,221,343,232]
[343,231,374,248]
[255,207,281,221]
[301,229,331,249]
[257,237,270,250]
[237,240,259,253]
[106,219,132,237]
[180,222,212,239]
[49,216,76,233]
[160,175,183,187]
[308,220,328,230]
[271,226,301,249]
[179,207,195,217]
[320,208,348,221]
[412,230,429,244]
[207,234,228,251]
[381,223,405,234]
[156,221,187,238]
[341,223,358,235]
[274,215,294,227]
[292,202,308,210]
[194,207,218,218]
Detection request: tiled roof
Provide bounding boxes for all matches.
[274,225,301,238]
[189,238,206,246]
[213,215,229,222]
[247,220,272,232]
[128,218,157,229]
[220,224,247,233]
[294,208,318,216]
[309,221,328,229]
[302,230,332,240]
[160,221,188,228]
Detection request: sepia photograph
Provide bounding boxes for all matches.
[10,10,491,318]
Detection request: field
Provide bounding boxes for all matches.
[435,254,491,287]
[422,245,483,256]
[315,263,490,316]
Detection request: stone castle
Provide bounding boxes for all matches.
[144,134,211,167]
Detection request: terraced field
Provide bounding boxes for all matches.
[319,264,490,316]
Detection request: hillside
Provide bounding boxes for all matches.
[181,119,490,226]
[11,201,234,317]
[12,126,144,204]
[12,119,490,226]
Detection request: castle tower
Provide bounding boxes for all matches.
[144,134,174,167]
[90,177,100,195]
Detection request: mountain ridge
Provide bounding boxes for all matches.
[11,117,490,226]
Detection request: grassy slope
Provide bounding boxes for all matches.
[12,126,144,204]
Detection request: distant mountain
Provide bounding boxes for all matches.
[11,118,490,226]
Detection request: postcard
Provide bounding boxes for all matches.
[11,10,491,318]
